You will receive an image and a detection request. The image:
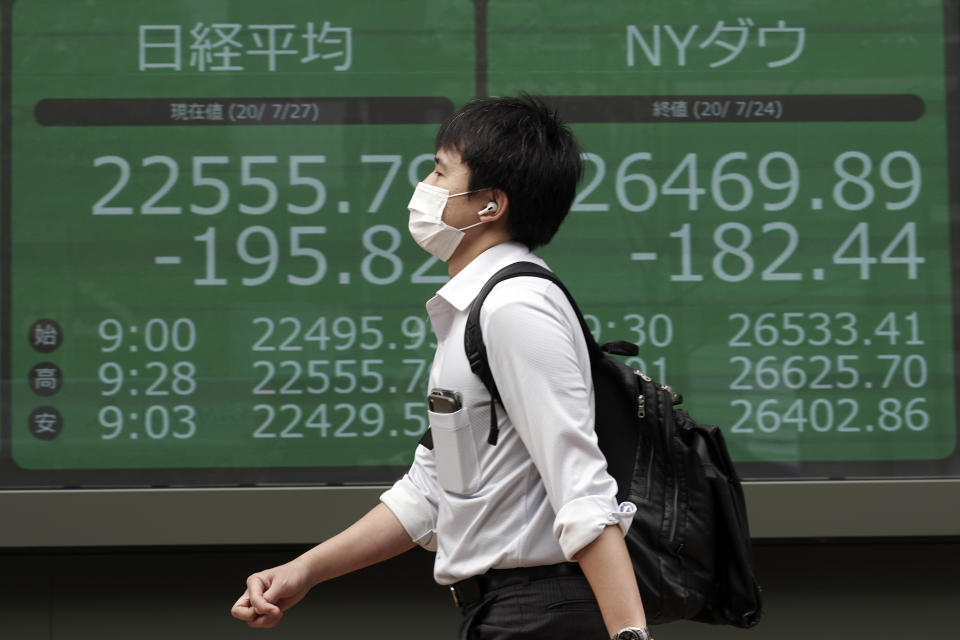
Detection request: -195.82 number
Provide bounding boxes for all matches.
[192,225,448,287]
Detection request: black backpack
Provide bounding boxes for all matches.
[457,261,763,628]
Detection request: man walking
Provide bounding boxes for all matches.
[232,95,652,640]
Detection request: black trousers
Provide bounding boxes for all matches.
[458,573,608,640]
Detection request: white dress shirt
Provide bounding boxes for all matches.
[380,241,635,585]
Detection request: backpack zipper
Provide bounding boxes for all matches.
[668,478,679,542]
[635,376,654,500]
[637,370,680,542]
[643,447,654,501]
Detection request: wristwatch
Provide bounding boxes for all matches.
[612,627,653,640]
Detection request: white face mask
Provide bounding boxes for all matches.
[407,182,485,261]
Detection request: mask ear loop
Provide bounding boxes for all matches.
[456,219,485,232]
[448,187,492,198]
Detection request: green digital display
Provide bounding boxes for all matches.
[2,0,959,487]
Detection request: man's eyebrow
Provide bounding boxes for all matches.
[434,155,446,167]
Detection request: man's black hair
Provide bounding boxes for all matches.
[434,95,582,250]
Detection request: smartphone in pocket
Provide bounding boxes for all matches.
[428,388,462,413]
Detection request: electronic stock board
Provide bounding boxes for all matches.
[2,0,959,489]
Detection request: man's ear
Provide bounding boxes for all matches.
[478,189,508,222]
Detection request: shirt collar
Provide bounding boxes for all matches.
[433,241,545,312]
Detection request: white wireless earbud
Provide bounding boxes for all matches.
[478,201,498,215]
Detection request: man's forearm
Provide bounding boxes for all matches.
[297,502,417,587]
[576,524,648,637]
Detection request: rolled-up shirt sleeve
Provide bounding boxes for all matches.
[379,444,440,551]
[483,280,636,560]
[554,496,637,560]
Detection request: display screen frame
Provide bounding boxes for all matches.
[1,0,959,494]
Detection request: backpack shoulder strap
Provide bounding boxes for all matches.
[417,260,636,450]
[464,261,604,445]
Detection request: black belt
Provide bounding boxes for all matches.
[450,562,583,609]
